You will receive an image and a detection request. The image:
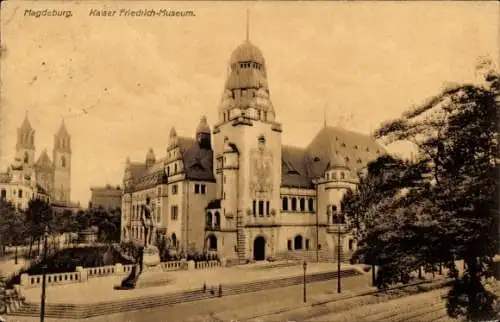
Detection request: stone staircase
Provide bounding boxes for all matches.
[236,213,246,264]
[8,268,361,319]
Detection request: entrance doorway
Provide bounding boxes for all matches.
[253,236,266,261]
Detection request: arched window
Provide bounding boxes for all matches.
[258,201,264,216]
[252,200,256,216]
[294,235,303,250]
[348,239,354,251]
[287,240,292,250]
[24,152,29,164]
[305,239,310,250]
[214,212,220,228]
[340,172,345,179]
[291,198,297,211]
[206,212,212,228]
[61,156,66,168]
[308,198,314,212]
[174,163,178,173]
[171,233,177,248]
[282,197,288,211]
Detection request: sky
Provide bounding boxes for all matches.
[0,1,498,206]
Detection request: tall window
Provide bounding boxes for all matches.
[172,184,178,195]
[206,212,212,227]
[282,197,288,211]
[291,198,297,211]
[299,198,305,211]
[171,205,178,220]
[308,198,314,212]
[61,156,66,168]
[258,200,264,216]
[287,240,292,250]
[252,200,256,216]
[201,184,206,194]
[1,189,6,199]
[214,212,221,228]
[194,184,200,194]
[156,206,161,223]
[24,152,29,164]
[266,201,270,216]
[171,233,177,248]
[18,189,23,198]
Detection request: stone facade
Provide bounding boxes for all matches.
[121,38,386,262]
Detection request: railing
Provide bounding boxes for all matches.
[22,271,80,288]
[195,260,221,269]
[84,265,123,277]
[17,259,223,289]
[160,260,187,271]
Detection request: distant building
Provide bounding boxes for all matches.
[90,185,123,210]
[0,115,72,209]
[120,36,387,263]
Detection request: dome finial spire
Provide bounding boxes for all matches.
[323,105,327,128]
[246,8,250,42]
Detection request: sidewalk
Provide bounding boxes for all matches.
[20,262,361,305]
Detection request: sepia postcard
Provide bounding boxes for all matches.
[0,1,499,321]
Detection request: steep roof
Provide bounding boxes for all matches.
[35,149,53,169]
[280,126,387,188]
[281,146,313,189]
[125,136,215,192]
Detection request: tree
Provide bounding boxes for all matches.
[341,155,434,287]
[373,58,499,319]
[24,198,53,258]
[0,200,23,259]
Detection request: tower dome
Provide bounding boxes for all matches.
[196,116,211,134]
[146,148,155,161]
[229,41,265,66]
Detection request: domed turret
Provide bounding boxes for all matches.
[146,148,156,168]
[196,116,211,150]
[168,127,179,149]
[196,116,211,135]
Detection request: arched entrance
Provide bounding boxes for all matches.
[207,235,217,251]
[294,235,303,250]
[253,236,266,261]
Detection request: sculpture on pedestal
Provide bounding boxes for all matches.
[115,197,161,290]
[141,197,155,247]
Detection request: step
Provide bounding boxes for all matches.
[9,269,361,319]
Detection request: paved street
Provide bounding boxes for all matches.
[306,288,459,322]
[6,273,372,322]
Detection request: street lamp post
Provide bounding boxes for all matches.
[40,225,49,322]
[337,226,341,294]
[303,261,307,303]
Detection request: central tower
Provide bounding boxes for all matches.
[213,23,283,260]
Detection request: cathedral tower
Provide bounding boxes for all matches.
[52,119,71,203]
[16,113,36,167]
